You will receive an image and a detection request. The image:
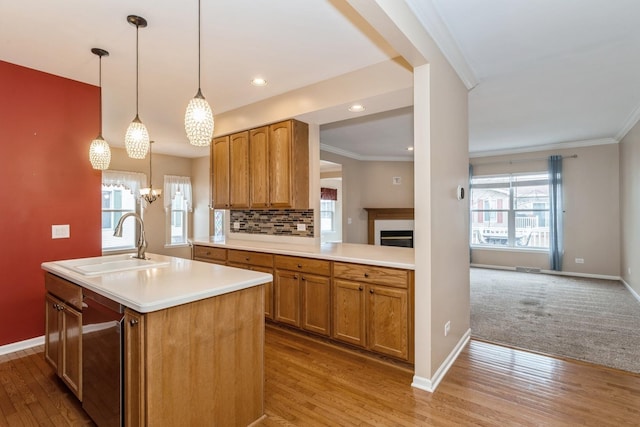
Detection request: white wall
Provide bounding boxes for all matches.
[191,155,211,239]
[620,120,640,296]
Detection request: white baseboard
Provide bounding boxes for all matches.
[471,263,620,281]
[621,278,640,303]
[412,328,471,393]
[0,335,44,356]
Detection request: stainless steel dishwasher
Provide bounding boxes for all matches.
[82,288,124,427]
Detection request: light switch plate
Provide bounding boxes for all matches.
[233,222,240,230]
[297,224,306,231]
[52,224,70,239]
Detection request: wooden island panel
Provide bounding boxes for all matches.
[126,285,265,427]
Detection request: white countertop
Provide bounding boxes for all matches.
[192,238,415,270]
[42,253,272,313]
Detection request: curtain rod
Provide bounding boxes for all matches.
[473,154,577,167]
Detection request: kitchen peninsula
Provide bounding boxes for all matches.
[193,238,416,363]
[41,253,272,427]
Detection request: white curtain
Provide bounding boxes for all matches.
[164,175,192,212]
[102,170,147,199]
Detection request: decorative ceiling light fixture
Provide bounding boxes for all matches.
[89,48,111,170]
[140,141,161,204]
[184,0,214,147]
[125,15,150,159]
[348,103,365,112]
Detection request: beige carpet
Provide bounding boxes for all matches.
[470,268,640,373]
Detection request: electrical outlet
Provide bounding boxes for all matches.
[233,222,240,230]
[444,321,451,337]
[575,258,584,264]
[347,217,352,225]
[629,267,632,275]
[297,223,306,231]
[52,224,70,239]
[392,176,401,185]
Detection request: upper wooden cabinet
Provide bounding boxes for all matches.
[269,120,309,209]
[211,119,309,210]
[212,132,250,209]
[212,136,230,209]
[249,126,270,208]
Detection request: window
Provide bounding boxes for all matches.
[164,176,192,246]
[470,173,550,249]
[320,200,336,232]
[102,171,146,251]
[320,187,338,232]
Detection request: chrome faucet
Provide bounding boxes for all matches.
[113,212,148,260]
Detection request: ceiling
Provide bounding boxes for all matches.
[2,1,640,160]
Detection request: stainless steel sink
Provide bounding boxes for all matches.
[58,254,170,276]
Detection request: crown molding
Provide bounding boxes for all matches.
[469,138,618,158]
[616,102,640,141]
[320,143,413,162]
[404,0,478,90]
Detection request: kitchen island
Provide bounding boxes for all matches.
[42,253,272,427]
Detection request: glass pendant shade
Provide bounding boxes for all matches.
[185,89,214,146]
[89,135,111,170]
[125,115,150,159]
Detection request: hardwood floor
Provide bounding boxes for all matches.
[2,327,640,426]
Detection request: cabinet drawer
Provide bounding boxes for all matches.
[193,246,227,263]
[333,262,408,289]
[228,250,274,268]
[275,255,331,276]
[45,273,83,310]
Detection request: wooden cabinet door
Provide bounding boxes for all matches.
[274,270,300,327]
[332,279,366,348]
[212,136,230,209]
[45,293,61,372]
[301,274,331,336]
[251,265,274,320]
[268,121,293,208]
[60,304,82,399]
[124,309,146,427]
[367,285,408,360]
[229,131,250,208]
[249,126,270,208]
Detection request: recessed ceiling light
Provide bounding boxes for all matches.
[348,104,365,112]
[251,78,267,86]
[407,146,414,151]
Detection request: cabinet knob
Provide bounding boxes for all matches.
[301,276,306,281]
[129,319,139,326]
[245,257,250,261]
[364,273,369,278]
[358,286,363,291]
[297,264,302,268]
[369,289,374,294]
[294,275,299,280]
[205,251,211,255]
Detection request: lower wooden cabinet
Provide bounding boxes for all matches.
[333,262,412,362]
[193,246,414,362]
[274,256,332,337]
[45,292,83,399]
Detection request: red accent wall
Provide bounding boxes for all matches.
[0,61,102,346]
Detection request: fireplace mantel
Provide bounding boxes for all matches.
[364,208,415,245]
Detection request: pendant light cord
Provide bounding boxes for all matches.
[98,54,103,135]
[198,0,201,90]
[136,22,140,116]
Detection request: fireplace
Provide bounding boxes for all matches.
[364,208,415,247]
[380,230,414,248]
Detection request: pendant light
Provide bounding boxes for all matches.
[89,48,112,170]
[184,0,214,146]
[140,141,161,204]
[125,15,150,159]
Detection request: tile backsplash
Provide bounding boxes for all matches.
[229,209,314,237]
